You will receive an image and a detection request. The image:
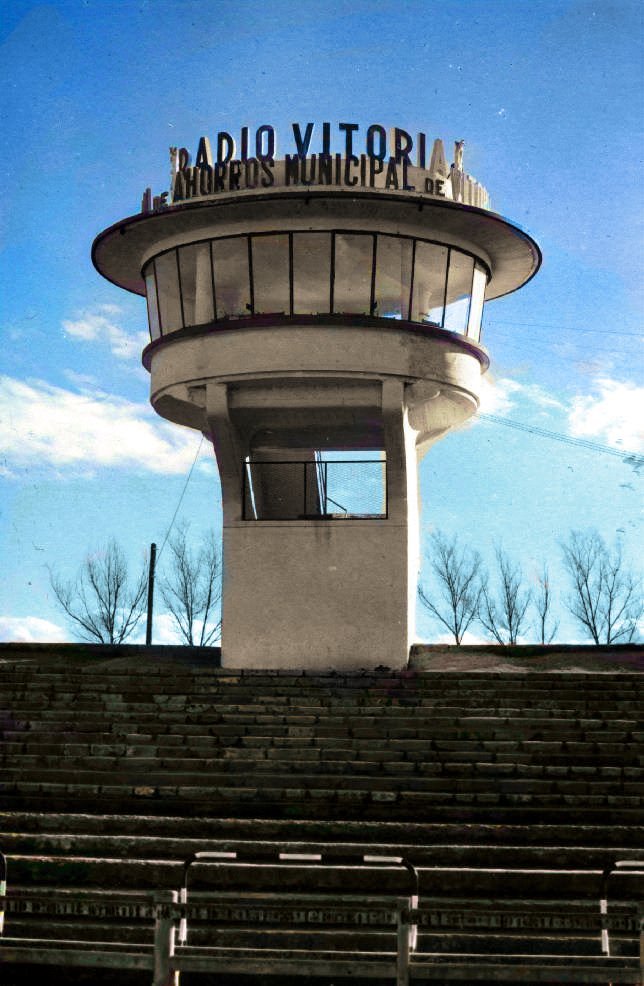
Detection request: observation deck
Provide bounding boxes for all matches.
[93,151,541,669]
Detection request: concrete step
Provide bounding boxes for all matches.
[3,918,639,957]
[1,752,639,781]
[2,791,641,826]
[2,832,642,873]
[3,751,644,796]
[2,747,640,777]
[2,710,644,743]
[4,811,643,847]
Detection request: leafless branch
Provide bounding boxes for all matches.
[478,546,531,645]
[160,524,222,646]
[533,565,559,644]
[561,530,642,644]
[418,531,482,644]
[48,539,147,644]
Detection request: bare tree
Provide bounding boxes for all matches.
[418,531,482,644]
[160,526,222,646]
[49,539,147,644]
[478,546,531,645]
[561,530,642,644]
[533,564,559,644]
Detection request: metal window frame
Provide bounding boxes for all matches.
[141,230,491,340]
[242,458,388,522]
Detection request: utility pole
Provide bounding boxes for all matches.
[146,542,157,646]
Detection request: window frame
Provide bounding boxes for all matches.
[142,230,490,340]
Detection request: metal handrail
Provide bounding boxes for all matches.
[243,458,384,520]
[177,846,418,949]
[599,859,644,956]
[0,851,6,936]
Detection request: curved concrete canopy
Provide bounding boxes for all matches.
[93,189,541,303]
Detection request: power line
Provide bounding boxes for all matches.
[157,436,205,560]
[484,319,643,338]
[477,413,643,465]
[156,416,639,564]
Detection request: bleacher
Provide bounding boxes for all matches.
[1,641,643,984]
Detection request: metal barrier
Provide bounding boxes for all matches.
[1,853,642,984]
[600,860,644,959]
[0,851,6,936]
[164,845,419,986]
[243,458,387,520]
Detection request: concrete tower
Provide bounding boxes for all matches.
[93,125,540,670]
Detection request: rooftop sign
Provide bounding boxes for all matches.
[141,122,491,215]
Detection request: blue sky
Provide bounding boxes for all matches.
[0,0,642,645]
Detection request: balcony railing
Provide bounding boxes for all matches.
[243,458,387,521]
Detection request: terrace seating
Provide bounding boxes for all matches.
[1,642,643,983]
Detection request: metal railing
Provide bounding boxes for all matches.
[243,458,387,520]
[600,859,644,958]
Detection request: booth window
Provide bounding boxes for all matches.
[252,234,290,314]
[467,262,487,341]
[292,233,332,314]
[154,250,182,333]
[178,243,215,326]
[144,269,161,340]
[212,237,251,318]
[333,233,374,315]
[374,235,413,319]
[144,231,489,342]
[444,252,474,334]
[243,453,387,521]
[411,242,448,324]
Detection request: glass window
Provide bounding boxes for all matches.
[243,456,387,519]
[252,235,290,314]
[444,251,474,334]
[333,233,373,315]
[144,266,161,340]
[374,235,413,319]
[178,242,214,326]
[212,237,251,319]
[411,242,448,324]
[467,263,487,341]
[292,233,332,314]
[317,455,386,517]
[154,250,183,333]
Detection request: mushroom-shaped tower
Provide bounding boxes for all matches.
[93,128,540,669]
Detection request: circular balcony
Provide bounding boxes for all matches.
[142,229,489,346]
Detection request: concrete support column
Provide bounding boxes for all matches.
[211,376,413,670]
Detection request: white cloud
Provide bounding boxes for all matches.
[477,376,564,417]
[63,305,149,360]
[425,629,489,645]
[0,375,207,477]
[130,612,221,646]
[477,375,520,415]
[63,369,100,389]
[0,616,67,642]
[568,377,644,453]
[130,612,182,646]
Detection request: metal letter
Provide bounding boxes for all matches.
[195,136,213,168]
[339,122,359,157]
[366,124,387,161]
[428,139,448,178]
[416,132,426,169]
[256,125,275,161]
[322,122,331,154]
[391,127,413,164]
[292,122,314,159]
[216,132,235,165]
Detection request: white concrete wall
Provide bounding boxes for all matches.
[222,520,409,670]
